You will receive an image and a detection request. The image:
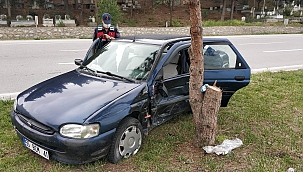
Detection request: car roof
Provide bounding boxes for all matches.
[117,34,231,45]
[118,34,190,45]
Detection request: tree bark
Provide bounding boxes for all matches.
[6,0,11,27]
[221,0,226,21]
[200,85,222,145]
[94,0,98,24]
[230,0,235,20]
[184,0,222,148]
[170,0,173,26]
[183,0,204,148]
[64,0,70,16]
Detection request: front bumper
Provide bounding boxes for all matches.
[10,110,115,164]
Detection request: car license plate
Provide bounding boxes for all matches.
[22,138,49,160]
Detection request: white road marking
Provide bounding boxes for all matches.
[58,62,74,65]
[264,49,303,53]
[252,64,303,73]
[239,42,285,46]
[59,49,88,52]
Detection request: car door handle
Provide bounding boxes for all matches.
[234,76,245,81]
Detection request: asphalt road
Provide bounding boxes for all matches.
[1,34,303,99]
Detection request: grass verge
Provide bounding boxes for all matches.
[1,69,303,171]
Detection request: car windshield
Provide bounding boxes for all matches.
[84,41,160,81]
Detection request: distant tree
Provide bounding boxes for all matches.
[230,0,235,20]
[5,0,12,26]
[256,0,261,9]
[97,0,121,26]
[80,0,84,25]
[94,0,98,24]
[63,0,70,16]
[221,0,226,21]
[169,0,174,26]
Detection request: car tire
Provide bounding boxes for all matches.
[108,117,143,164]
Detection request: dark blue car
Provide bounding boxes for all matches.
[10,35,250,164]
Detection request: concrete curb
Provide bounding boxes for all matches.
[0,92,20,101]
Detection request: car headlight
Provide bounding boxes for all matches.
[13,99,17,111]
[60,123,100,139]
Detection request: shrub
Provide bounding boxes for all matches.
[172,19,182,27]
[57,21,65,27]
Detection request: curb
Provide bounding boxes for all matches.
[0,92,20,101]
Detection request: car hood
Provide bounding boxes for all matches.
[17,70,140,128]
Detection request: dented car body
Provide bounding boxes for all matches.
[10,35,250,164]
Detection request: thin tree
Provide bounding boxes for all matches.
[5,0,11,26]
[80,0,84,26]
[221,0,227,21]
[64,0,69,17]
[183,0,222,148]
[94,0,98,24]
[230,0,235,20]
[169,0,173,26]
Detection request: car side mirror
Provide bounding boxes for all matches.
[154,82,168,97]
[74,59,83,66]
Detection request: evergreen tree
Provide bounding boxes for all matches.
[97,0,121,26]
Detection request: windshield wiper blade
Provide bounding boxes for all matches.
[79,66,98,76]
[80,66,135,82]
[97,71,135,83]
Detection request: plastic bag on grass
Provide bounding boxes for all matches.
[203,138,243,155]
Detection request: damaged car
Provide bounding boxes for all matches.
[10,34,250,164]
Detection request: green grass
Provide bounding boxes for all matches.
[1,69,303,171]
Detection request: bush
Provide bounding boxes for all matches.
[57,21,65,27]
[172,19,182,27]
[283,7,292,16]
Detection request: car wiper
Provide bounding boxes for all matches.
[79,66,135,82]
[79,66,99,77]
[96,71,135,83]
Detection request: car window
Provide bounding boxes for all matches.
[203,44,236,69]
[85,41,160,80]
[162,52,180,79]
[162,44,238,79]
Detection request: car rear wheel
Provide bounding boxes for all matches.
[108,117,143,164]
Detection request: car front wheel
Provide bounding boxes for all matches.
[108,117,143,164]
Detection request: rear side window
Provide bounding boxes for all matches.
[203,44,236,69]
[162,44,239,79]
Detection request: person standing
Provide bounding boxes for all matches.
[92,13,120,41]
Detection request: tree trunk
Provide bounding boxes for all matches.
[183,0,222,148]
[64,0,70,16]
[230,0,235,20]
[221,0,226,21]
[262,0,266,15]
[94,0,98,24]
[170,0,173,26]
[6,0,11,27]
[183,0,204,148]
[200,85,222,145]
[80,1,84,26]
